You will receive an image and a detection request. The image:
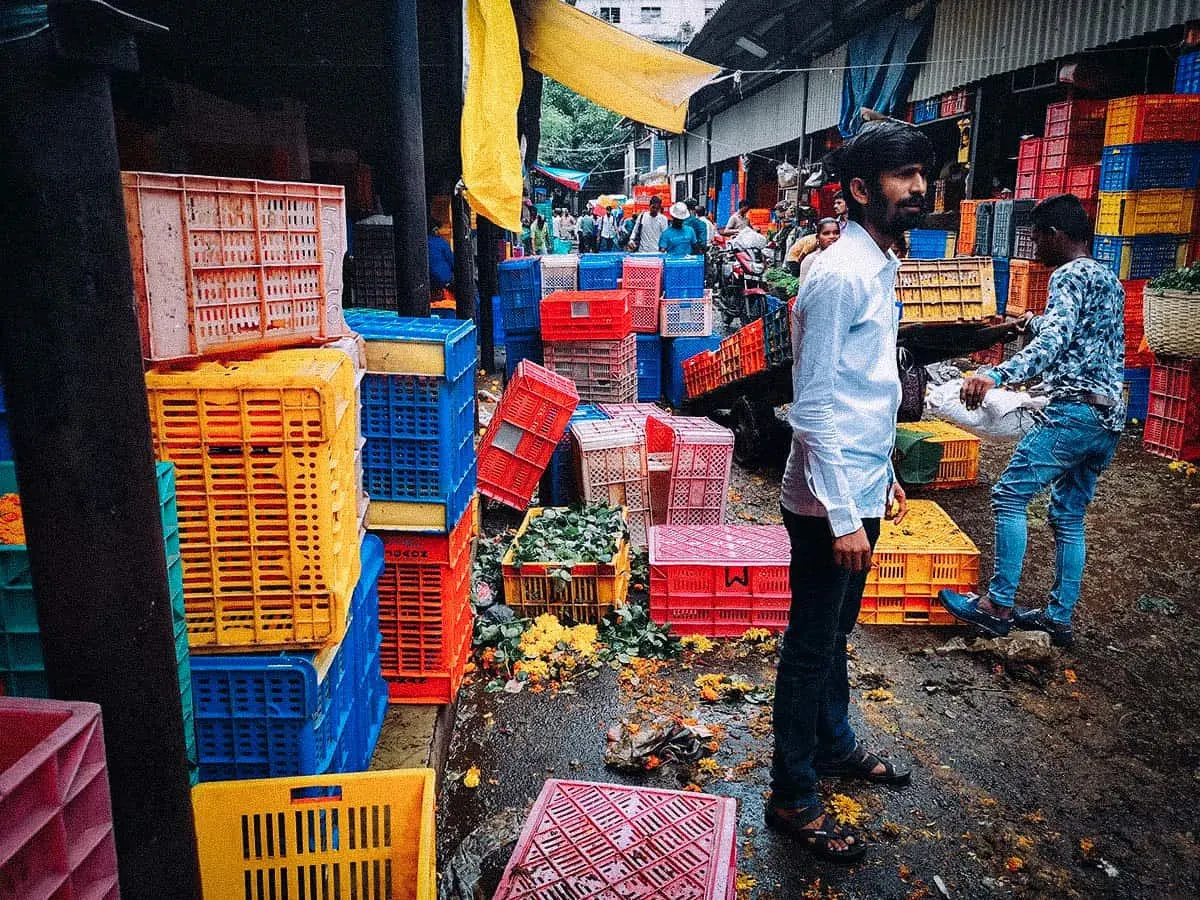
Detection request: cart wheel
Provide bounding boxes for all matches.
[732,396,774,467]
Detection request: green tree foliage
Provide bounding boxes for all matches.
[540,78,630,174]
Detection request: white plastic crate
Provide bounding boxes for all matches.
[543,335,638,404]
[540,254,579,297]
[660,290,714,337]
[571,419,652,550]
[622,256,664,334]
[646,416,734,526]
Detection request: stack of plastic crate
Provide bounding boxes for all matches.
[1036,99,1108,203]
[498,257,543,380]
[540,404,610,506]
[1094,95,1200,279]
[541,289,637,402]
[623,255,663,334]
[645,416,734,526]
[664,335,723,406]
[1005,260,1054,316]
[572,419,652,549]
[478,360,579,509]
[0,461,199,784]
[1144,357,1200,461]
[992,199,1036,260]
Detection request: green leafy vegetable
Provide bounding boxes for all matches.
[599,603,681,661]
[511,504,626,569]
[1149,262,1200,293]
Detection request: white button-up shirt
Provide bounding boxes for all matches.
[780,220,901,537]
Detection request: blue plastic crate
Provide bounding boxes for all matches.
[1176,50,1200,93]
[908,229,951,259]
[491,295,506,349]
[360,369,475,504]
[0,383,9,461]
[1124,367,1151,422]
[191,535,386,781]
[578,254,623,290]
[663,256,705,299]
[763,303,792,369]
[991,258,1011,317]
[344,310,477,381]
[1093,235,1190,280]
[540,405,609,506]
[1099,144,1200,192]
[637,334,663,402]
[504,331,543,381]
[498,258,542,333]
[664,335,723,407]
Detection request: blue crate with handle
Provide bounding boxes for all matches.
[1099,144,1200,192]
[636,334,663,402]
[191,535,386,781]
[913,97,940,124]
[1093,235,1190,280]
[578,254,623,290]
[664,335,723,407]
[491,295,506,350]
[504,331,543,381]
[1176,50,1200,93]
[663,256,705,299]
[908,229,952,259]
[763,302,792,369]
[992,258,1011,317]
[1124,367,1151,422]
[344,310,477,382]
[539,405,609,506]
[498,257,542,333]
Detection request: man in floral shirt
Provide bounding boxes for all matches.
[940,194,1125,648]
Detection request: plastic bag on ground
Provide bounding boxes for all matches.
[925,379,1049,440]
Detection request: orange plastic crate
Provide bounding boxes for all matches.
[1104,95,1200,145]
[895,421,980,489]
[1005,260,1054,317]
[956,200,979,255]
[745,208,772,229]
[376,499,475,704]
[122,172,348,362]
[145,350,360,651]
[718,335,742,384]
[737,319,766,376]
[1122,280,1154,367]
[860,500,979,625]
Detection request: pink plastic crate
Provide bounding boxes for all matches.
[543,334,638,404]
[494,779,738,900]
[645,417,734,526]
[122,172,349,362]
[623,256,664,334]
[478,360,579,509]
[597,402,673,426]
[0,698,119,900]
[571,419,652,550]
[649,524,791,636]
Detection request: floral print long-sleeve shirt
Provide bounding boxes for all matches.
[993,257,1126,432]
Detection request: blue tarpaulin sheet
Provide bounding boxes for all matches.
[839,5,934,136]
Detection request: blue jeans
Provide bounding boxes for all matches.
[989,402,1119,624]
[771,511,880,810]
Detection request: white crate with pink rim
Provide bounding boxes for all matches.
[570,419,652,550]
[540,254,579,297]
[646,416,734,526]
[660,289,714,338]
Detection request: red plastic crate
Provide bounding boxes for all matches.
[478,360,579,509]
[649,524,791,636]
[645,417,734,527]
[1123,280,1154,367]
[540,289,633,341]
[1017,137,1043,175]
[376,499,475,704]
[718,335,742,384]
[622,257,664,334]
[1036,167,1067,196]
[971,342,1006,366]
[1006,260,1054,316]
[1105,95,1200,145]
[737,319,766,376]
[1014,172,1038,200]
[1067,164,1101,200]
[572,419,652,549]
[682,350,718,398]
[1044,99,1108,138]
[0,698,119,900]
[494,779,738,900]
[1041,134,1104,173]
[1144,357,1200,461]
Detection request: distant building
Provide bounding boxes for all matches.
[574,1,725,52]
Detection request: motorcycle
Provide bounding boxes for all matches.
[723,244,771,326]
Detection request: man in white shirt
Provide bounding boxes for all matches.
[722,200,752,236]
[628,195,669,253]
[768,119,933,863]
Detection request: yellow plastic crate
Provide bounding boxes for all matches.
[1096,190,1199,237]
[146,349,360,650]
[860,500,979,625]
[501,507,631,623]
[896,258,997,323]
[193,769,436,900]
[895,421,980,488]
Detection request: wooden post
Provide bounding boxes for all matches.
[391,0,431,315]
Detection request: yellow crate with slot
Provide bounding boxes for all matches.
[895,258,997,323]
[1096,190,1199,237]
[192,769,436,900]
[895,421,980,489]
[860,500,979,625]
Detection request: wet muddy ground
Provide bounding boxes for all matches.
[437,429,1200,899]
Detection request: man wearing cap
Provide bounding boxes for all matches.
[660,202,697,257]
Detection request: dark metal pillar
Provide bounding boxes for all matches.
[452,193,477,321]
[0,12,201,900]
[391,0,431,316]
[475,216,499,372]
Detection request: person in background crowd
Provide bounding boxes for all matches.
[833,190,849,226]
[427,218,455,303]
[682,197,707,254]
[723,199,752,236]
[619,209,637,247]
[661,202,697,257]
[797,217,841,285]
[520,190,534,254]
[530,214,549,255]
[577,206,597,253]
[598,204,619,250]
[552,208,565,241]
[563,209,577,244]
[940,194,1124,649]
[698,207,718,244]
[770,118,931,863]
[628,195,669,253]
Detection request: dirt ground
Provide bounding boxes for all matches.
[438,427,1200,899]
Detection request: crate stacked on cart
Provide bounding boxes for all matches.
[498,257,543,380]
[0,462,200,784]
[645,416,734,526]
[1,698,120,897]
[541,289,637,403]
[663,335,722,406]
[1094,95,1200,280]
[478,360,579,509]
[763,299,793,369]
[682,348,722,399]
[571,419,653,549]
[540,404,610,506]
[1144,357,1200,461]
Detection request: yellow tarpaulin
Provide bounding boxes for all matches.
[514,0,722,134]
[462,0,525,233]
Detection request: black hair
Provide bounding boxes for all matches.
[825,120,936,224]
[649,195,662,206]
[833,190,844,201]
[738,200,751,210]
[685,197,698,209]
[1031,194,1093,243]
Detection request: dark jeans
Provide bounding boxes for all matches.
[771,509,880,810]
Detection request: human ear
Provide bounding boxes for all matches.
[849,177,871,206]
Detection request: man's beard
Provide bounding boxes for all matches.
[866,193,925,242]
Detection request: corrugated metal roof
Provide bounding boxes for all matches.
[699,72,808,164]
[805,45,847,133]
[911,0,1200,99]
